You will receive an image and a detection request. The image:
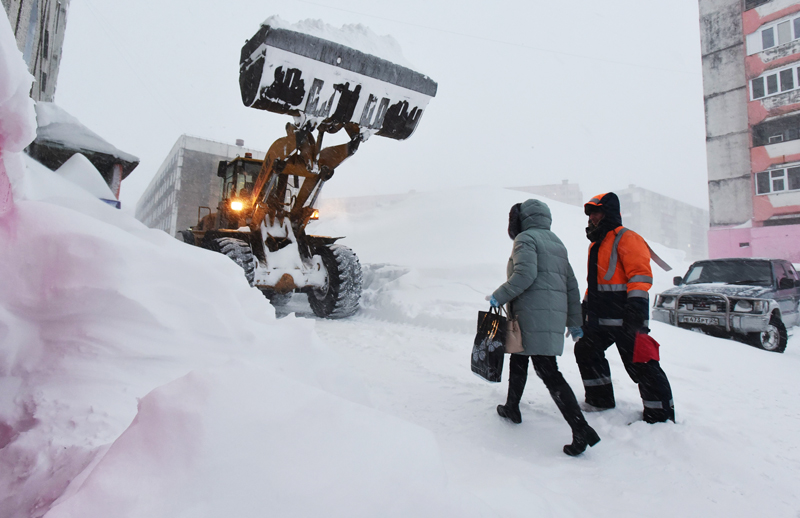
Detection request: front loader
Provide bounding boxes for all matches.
[183,23,437,318]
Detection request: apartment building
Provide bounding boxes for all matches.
[699,0,800,261]
[2,0,70,102]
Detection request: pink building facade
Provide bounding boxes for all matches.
[700,0,800,262]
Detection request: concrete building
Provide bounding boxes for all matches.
[699,0,800,262]
[509,180,583,207]
[2,0,70,102]
[135,135,265,236]
[616,185,710,261]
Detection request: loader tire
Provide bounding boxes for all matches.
[308,244,362,319]
[207,237,256,287]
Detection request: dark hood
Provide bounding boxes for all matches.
[584,192,622,229]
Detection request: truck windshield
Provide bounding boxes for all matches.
[683,261,772,286]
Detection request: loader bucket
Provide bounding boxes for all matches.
[239,24,438,140]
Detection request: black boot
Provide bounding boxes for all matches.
[497,355,528,424]
[643,404,675,424]
[496,404,522,424]
[548,382,601,456]
[563,425,601,456]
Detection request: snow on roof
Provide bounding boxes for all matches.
[34,102,140,165]
[55,153,117,200]
[262,15,415,70]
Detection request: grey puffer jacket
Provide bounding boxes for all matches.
[492,199,582,356]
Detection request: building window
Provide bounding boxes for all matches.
[756,166,800,194]
[753,113,800,146]
[746,0,771,10]
[781,69,794,91]
[751,65,800,100]
[763,27,776,49]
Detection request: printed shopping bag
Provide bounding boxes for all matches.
[471,307,506,382]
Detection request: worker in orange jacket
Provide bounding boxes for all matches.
[575,192,674,423]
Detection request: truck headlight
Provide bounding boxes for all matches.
[658,296,676,309]
[733,300,753,313]
[230,201,244,211]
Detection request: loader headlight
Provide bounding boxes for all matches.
[310,209,320,220]
[230,200,244,211]
[658,296,676,309]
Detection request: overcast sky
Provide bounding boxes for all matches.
[54,0,709,211]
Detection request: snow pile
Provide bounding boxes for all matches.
[262,15,415,70]
[0,12,36,214]
[0,26,482,518]
[34,102,139,164]
[54,153,116,200]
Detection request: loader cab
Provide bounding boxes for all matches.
[217,155,261,226]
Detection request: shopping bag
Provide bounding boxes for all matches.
[502,306,524,354]
[632,332,660,363]
[471,307,506,383]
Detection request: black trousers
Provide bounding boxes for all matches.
[506,354,588,433]
[574,326,674,422]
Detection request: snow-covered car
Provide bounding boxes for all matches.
[652,258,800,353]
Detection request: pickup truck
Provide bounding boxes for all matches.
[652,258,800,353]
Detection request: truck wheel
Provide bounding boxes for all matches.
[748,314,787,353]
[307,244,362,319]
[207,237,256,287]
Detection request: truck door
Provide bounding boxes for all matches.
[774,261,799,327]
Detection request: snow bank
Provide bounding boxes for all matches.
[33,102,139,164]
[54,153,116,200]
[262,15,415,69]
[0,11,36,214]
[45,365,482,518]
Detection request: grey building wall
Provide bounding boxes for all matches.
[617,185,710,261]
[509,180,583,207]
[698,0,753,227]
[135,135,265,236]
[2,0,70,102]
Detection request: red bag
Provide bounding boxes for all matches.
[632,332,660,363]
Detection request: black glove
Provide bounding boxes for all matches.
[623,303,646,334]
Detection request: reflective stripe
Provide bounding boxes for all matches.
[583,376,612,387]
[598,284,627,292]
[604,228,629,281]
[643,399,674,409]
[628,275,653,284]
[598,318,623,326]
[628,290,649,298]
[588,197,602,204]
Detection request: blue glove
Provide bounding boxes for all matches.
[486,295,500,308]
[567,326,584,342]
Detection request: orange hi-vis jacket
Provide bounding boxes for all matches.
[586,226,653,327]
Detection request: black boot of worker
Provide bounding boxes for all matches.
[496,404,522,424]
[563,425,601,456]
[643,405,675,424]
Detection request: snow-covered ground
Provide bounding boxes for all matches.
[3,159,800,517]
[3,13,800,518]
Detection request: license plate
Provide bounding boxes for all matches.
[679,316,719,325]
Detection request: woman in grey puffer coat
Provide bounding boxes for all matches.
[490,199,600,456]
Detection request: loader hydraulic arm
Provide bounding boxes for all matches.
[247,122,361,233]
